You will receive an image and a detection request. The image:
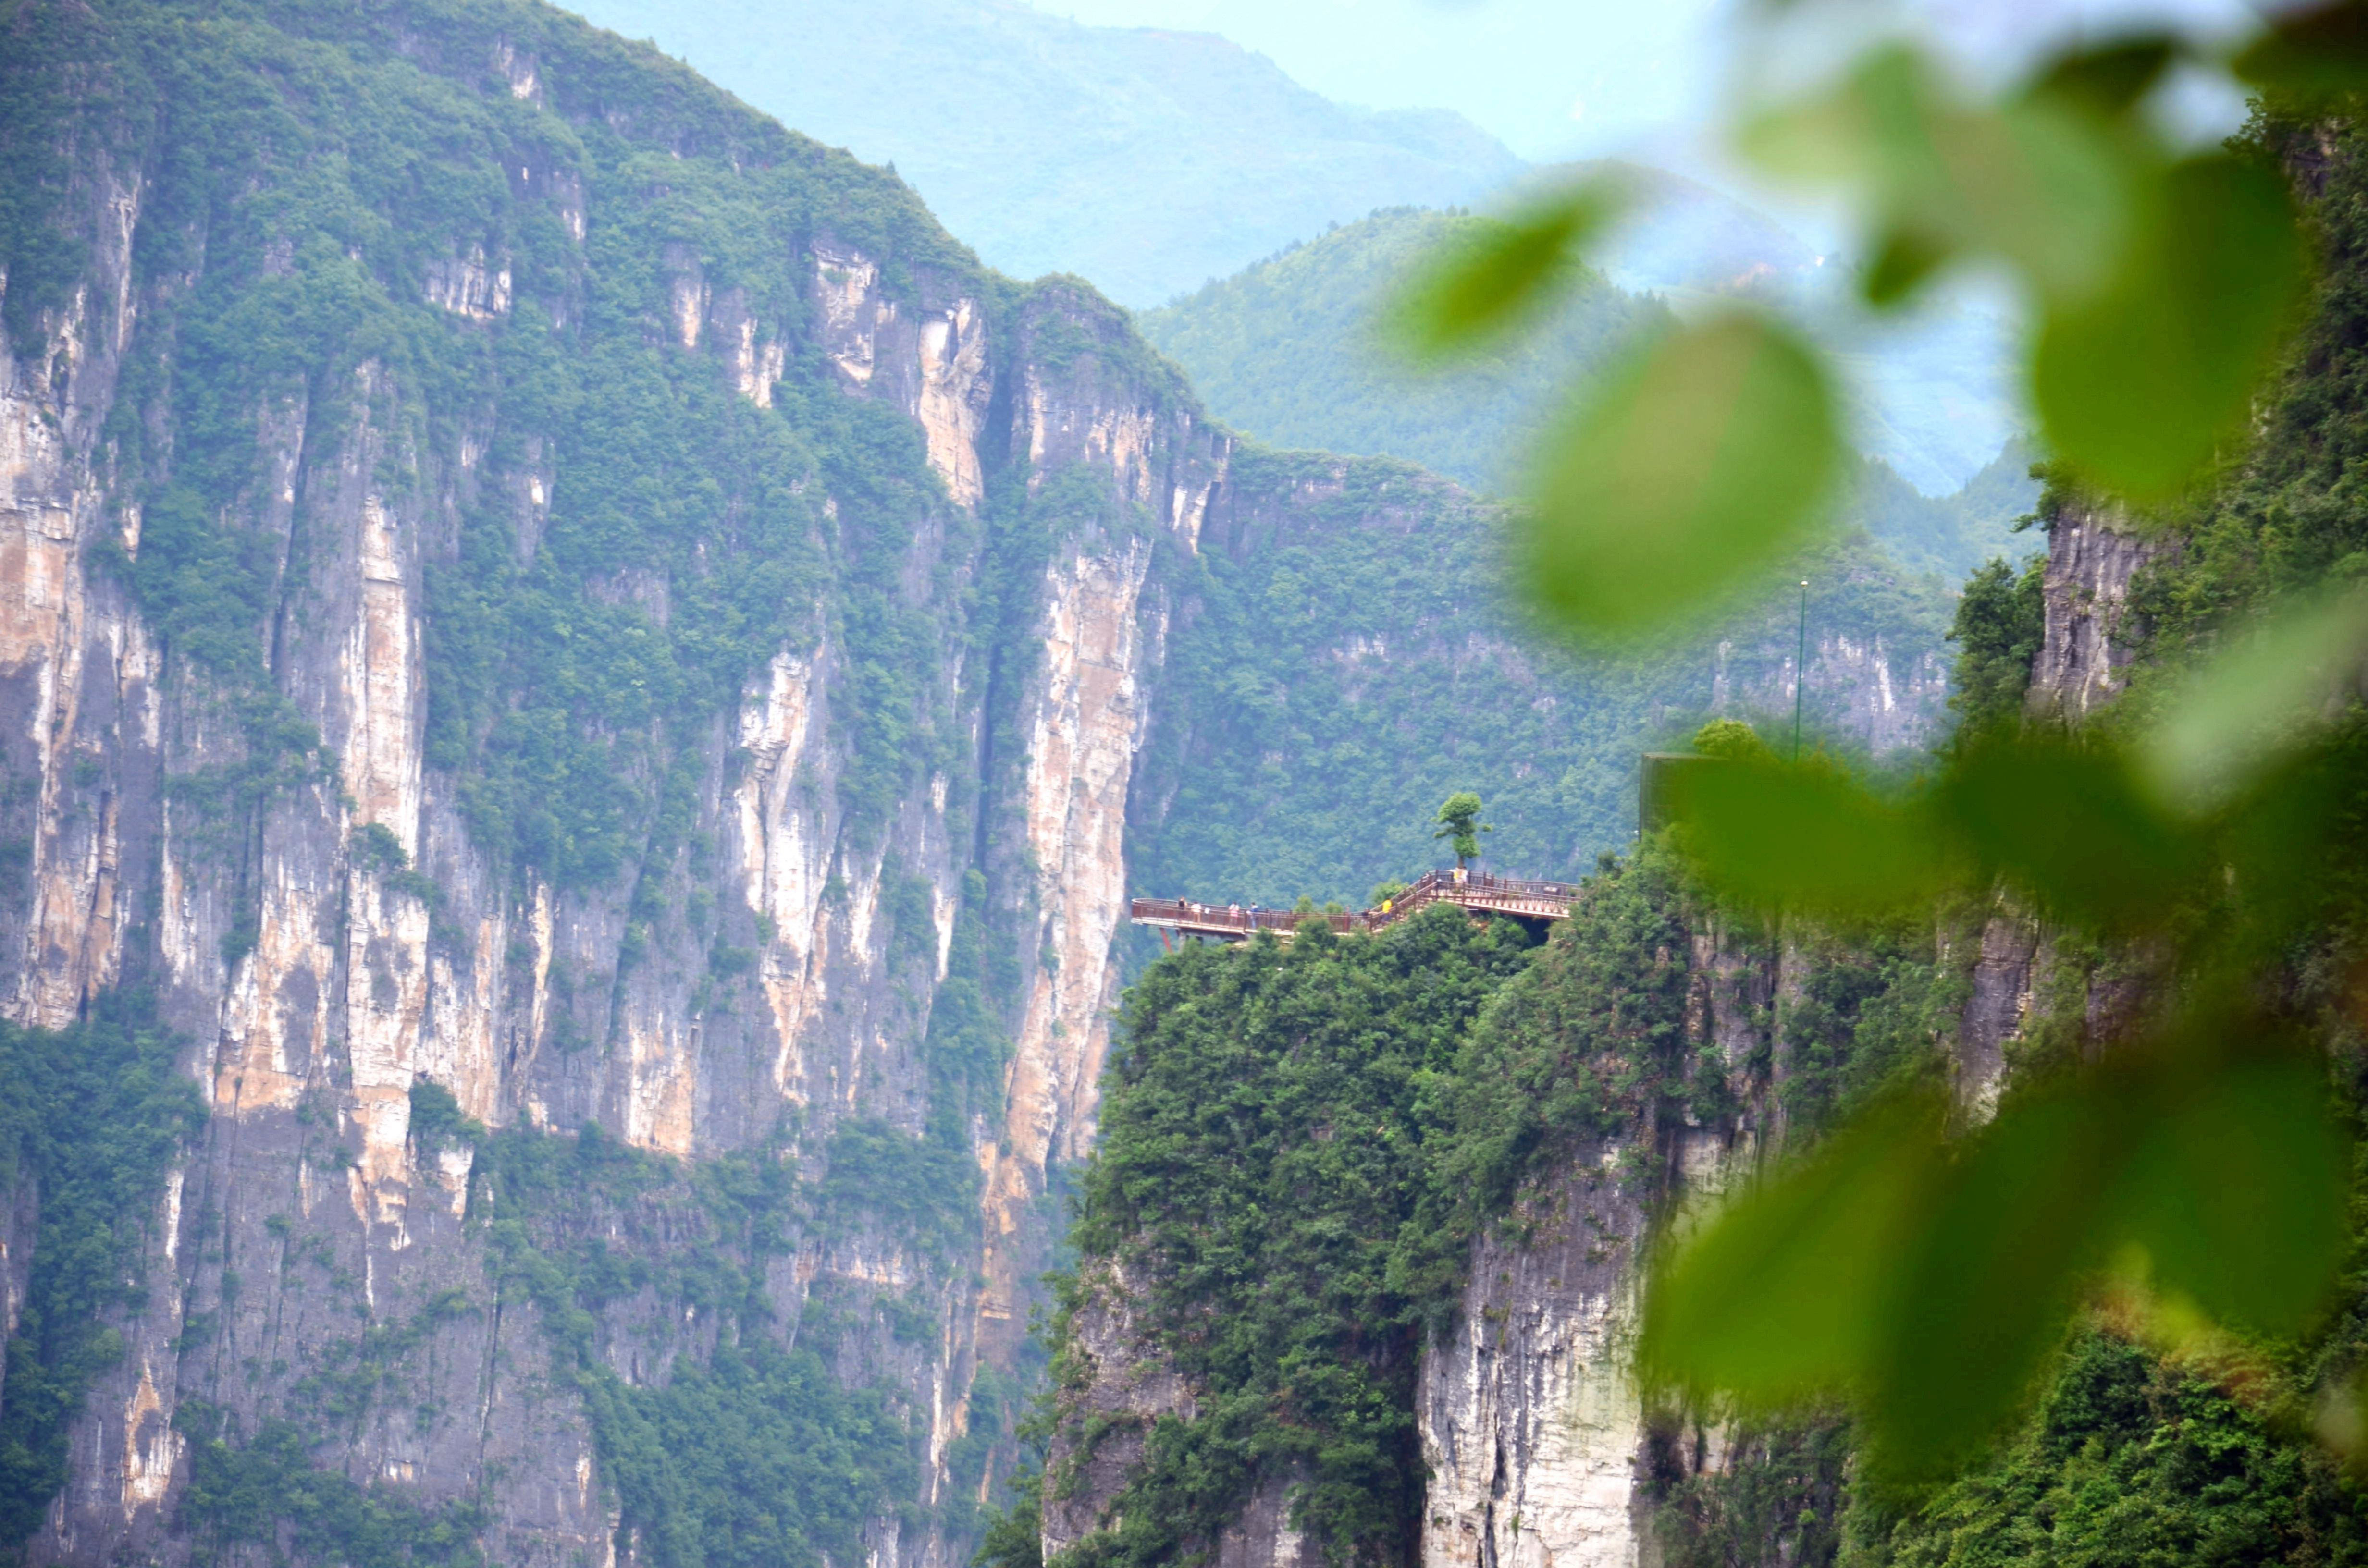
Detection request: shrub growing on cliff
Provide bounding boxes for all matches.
[1945,555,2047,740]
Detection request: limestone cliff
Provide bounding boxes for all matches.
[0,3,1230,1562]
[2023,499,2165,723]
[0,6,2158,1566]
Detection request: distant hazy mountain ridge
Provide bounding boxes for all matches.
[1136,207,1666,493]
[1140,204,2036,579]
[570,0,1525,306]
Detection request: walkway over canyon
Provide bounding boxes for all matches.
[1130,868,1583,944]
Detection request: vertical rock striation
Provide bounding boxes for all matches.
[1416,1152,1658,1568]
[2025,499,2164,722]
[0,7,1218,1564]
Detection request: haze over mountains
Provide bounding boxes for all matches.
[1139,199,2034,539]
[570,0,1524,306]
[573,0,2022,494]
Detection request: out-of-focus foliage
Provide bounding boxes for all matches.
[1389,183,1626,356]
[1388,0,2368,1495]
[1399,12,2314,639]
[2236,0,2368,110]
[1525,312,1844,638]
[2032,153,2306,497]
[1644,1033,2346,1475]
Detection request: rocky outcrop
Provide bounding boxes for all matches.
[1714,631,1950,757]
[2025,500,2164,722]
[1039,1260,1196,1558]
[1417,913,1773,1568]
[1417,1150,1662,1568]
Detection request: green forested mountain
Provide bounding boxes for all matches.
[1126,452,1959,910]
[15,1,2343,1566]
[1137,204,2037,571]
[566,0,1525,308]
[1135,207,1667,493]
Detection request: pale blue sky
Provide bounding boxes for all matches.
[1036,0,2265,163]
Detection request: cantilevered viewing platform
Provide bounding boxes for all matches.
[1130,868,1582,946]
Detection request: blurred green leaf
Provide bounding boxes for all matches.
[2034,153,2307,499]
[1863,228,1948,307]
[1740,46,2132,309]
[2024,34,2183,118]
[2232,0,2368,106]
[1646,1026,2343,1474]
[2139,583,2368,812]
[1868,1090,2115,1474]
[1737,44,1916,191]
[1388,184,1622,359]
[1948,91,2138,305]
[2111,1041,2349,1335]
[2218,743,2363,938]
[1668,755,1941,915]
[1938,734,2206,930]
[1640,1097,1943,1407]
[1524,311,1841,637]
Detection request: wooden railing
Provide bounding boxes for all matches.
[1130,867,1584,942]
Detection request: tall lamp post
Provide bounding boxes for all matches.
[1792,579,1808,763]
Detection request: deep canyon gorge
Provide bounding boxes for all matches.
[0,3,2360,1568]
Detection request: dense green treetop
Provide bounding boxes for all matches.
[1138,208,1665,495]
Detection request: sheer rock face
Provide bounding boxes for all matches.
[1417,1150,1659,1568]
[0,26,1233,1564]
[1039,1260,1197,1558]
[1043,1262,1324,1568]
[1418,919,1771,1568]
[2026,501,2164,722]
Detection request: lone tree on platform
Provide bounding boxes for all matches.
[1432,792,1491,871]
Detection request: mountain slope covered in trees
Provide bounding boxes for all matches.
[1136,204,2035,560]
